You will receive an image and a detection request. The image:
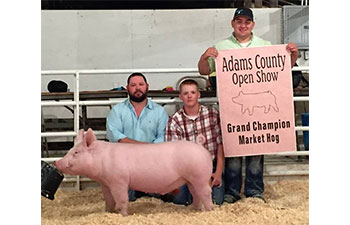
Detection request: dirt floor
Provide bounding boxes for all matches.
[41,179,308,225]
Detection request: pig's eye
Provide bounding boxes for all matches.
[73,151,78,156]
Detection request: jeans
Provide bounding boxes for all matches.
[128,189,162,202]
[128,189,146,202]
[224,155,264,198]
[173,179,225,205]
[172,160,224,205]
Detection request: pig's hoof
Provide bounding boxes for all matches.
[191,204,201,211]
[204,205,215,211]
[105,209,116,213]
[120,211,128,216]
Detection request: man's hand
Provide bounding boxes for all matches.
[198,47,218,75]
[118,137,150,144]
[210,172,222,188]
[286,42,299,67]
[201,47,219,59]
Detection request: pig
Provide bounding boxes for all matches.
[232,90,279,116]
[54,128,214,216]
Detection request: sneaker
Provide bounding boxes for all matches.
[224,194,241,203]
[249,193,266,203]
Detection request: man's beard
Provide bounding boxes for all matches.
[129,90,148,102]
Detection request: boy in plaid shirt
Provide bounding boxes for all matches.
[166,79,224,205]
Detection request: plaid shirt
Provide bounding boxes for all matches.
[166,105,222,160]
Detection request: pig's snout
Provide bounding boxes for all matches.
[53,160,61,169]
[53,161,61,171]
[53,159,72,173]
[53,160,65,172]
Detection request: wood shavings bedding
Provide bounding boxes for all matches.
[41,179,308,225]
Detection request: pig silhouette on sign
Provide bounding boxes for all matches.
[232,90,279,116]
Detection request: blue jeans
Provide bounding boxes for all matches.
[128,189,145,202]
[173,180,225,205]
[128,189,165,202]
[224,155,264,198]
[172,161,225,205]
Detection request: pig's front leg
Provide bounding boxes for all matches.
[101,184,116,213]
[110,184,129,216]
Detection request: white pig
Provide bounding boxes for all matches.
[54,128,214,216]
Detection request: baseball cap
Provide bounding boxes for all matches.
[233,8,254,21]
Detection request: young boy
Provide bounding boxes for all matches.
[166,79,224,205]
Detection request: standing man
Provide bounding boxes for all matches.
[166,79,225,205]
[197,8,299,203]
[198,7,299,90]
[106,72,169,200]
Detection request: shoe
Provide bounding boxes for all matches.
[224,194,241,204]
[249,193,266,203]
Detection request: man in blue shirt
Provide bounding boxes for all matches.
[107,72,169,144]
[106,72,169,201]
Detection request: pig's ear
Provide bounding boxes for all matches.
[84,128,96,147]
[75,129,85,144]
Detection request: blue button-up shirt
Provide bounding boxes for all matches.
[106,99,169,143]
